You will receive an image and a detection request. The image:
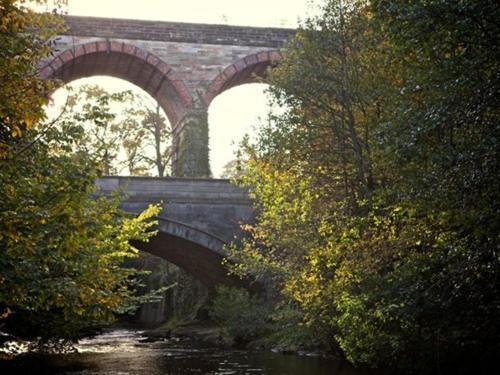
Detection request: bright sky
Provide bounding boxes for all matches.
[59,0,316,27]
[47,0,319,177]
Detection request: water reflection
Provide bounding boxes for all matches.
[0,329,374,375]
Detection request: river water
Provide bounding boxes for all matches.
[0,329,374,375]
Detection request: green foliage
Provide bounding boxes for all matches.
[209,286,270,346]
[0,2,162,348]
[0,121,160,342]
[228,0,500,373]
[264,302,325,352]
[0,0,65,148]
[228,0,396,352]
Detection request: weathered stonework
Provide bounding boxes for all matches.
[39,17,294,286]
[40,16,294,177]
[96,177,254,288]
[173,109,211,177]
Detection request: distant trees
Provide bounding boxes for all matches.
[0,1,159,348]
[55,84,171,177]
[223,0,500,373]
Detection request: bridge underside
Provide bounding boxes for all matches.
[133,231,247,291]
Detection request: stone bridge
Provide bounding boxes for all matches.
[41,15,295,176]
[39,16,296,288]
[96,176,254,289]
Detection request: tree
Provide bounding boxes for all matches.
[0,124,160,345]
[220,147,248,180]
[54,84,171,176]
[228,0,500,372]
[228,0,398,345]
[0,0,64,147]
[141,103,170,177]
[325,1,500,370]
[0,1,161,348]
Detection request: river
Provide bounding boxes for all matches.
[0,329,375,374]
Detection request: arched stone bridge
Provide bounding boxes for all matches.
[40,16,295,289]
[41,15,295,176]
[96,176,254,289]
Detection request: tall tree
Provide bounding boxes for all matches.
[0,1,161,348]
[227,0,399,352]
[227,0,500,372]
[0,0,64,146]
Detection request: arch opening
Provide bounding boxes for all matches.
[202,50,283,108]
[47,76,172,177]
[40,41,193,125]
[203,51,284,177]
[208,83,271,178]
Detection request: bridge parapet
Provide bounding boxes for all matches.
[96,176,253,243]
[62,16,295,48]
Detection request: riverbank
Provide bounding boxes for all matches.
[142,319,338,361]
[142,320,226,347]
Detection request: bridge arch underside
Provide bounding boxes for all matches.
[40,42,192,125]
[132,220,247,291]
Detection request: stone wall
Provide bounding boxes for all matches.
[96,176,253,242]
[62,15,295,48]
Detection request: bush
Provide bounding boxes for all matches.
[209,286,270,346]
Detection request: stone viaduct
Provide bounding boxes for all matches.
[40,16,295,288]
[40,15,295,176]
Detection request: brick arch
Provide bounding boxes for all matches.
[202,50,284,107]
[39,41,193,124]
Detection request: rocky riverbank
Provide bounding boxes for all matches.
[142,320,226,347]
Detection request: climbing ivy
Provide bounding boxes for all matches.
[175,109,211,177]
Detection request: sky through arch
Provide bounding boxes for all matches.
[47,76,171,176]
[48,78,274,177]
[208,83,271,177]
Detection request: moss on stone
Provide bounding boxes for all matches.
[175,109,211,177]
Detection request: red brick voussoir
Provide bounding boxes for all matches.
[38,41,193,123]
[202,50,285,108]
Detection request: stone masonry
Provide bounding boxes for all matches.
[96,176,254,288]
[40,16,295,177]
